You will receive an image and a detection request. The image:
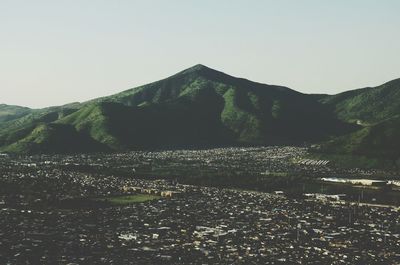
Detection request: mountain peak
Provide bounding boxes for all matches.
[192,63,208,68]
[188,64,210,70]
[176,64,217,76]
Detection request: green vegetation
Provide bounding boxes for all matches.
[316,116,400,161]
[0,104,32,123]
[0,64,352,154]
[220,88,264,143]
[2,123,107,154]
[312,78,400,162]
[320,78,400,124]
[57,103,122,149]
[56,194,161,209]
[95,194,161,205]
[0,65,398,159]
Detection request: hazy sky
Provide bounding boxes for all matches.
[1,0,399,108]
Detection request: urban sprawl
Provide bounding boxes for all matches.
[0,147,399,264]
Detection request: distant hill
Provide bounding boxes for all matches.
[319,78,400,124]
[0,64,353,154]
[316,78,400,160]
[2,123,107,154]
[317,116,400,159]
[0,104,32,123]
[0,106,77,150]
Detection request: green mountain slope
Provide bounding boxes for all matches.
[0,107,77,148]
[314,78,400,161]
[0,104,32,123]
[99,65,352,143]
[320,78,400,124]
[2,123,107,154]
[318,116,400,159]
[0,64,358,154]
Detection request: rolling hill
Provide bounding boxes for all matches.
[0,104,32,123]
[317,116,400,158]
[0,64,354,154]
[319,78,400,124]
[316,78,400,160]
[2,123,107,154]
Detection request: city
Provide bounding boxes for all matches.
[1,147,399,264]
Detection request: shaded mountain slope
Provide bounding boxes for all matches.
[314,78,400,160]
[0,107,77,148]
[96,64,352,143]
[318,115,400,159]
[2,123,107,154]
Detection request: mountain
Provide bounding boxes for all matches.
[0,104,32,123]
[317,116,400,159]
[319,78,400,124]
[316,78,400,159]
[2,123,107,154]
[0,106,78,150]
[0,64,353,154]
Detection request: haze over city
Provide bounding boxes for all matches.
[1,0,400,108]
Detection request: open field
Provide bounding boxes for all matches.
[96,194,161,205]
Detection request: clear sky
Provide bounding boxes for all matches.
[1,0,399,108]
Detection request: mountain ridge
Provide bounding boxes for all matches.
[0,64,398,159]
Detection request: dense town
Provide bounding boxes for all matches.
[0,147,399,264]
